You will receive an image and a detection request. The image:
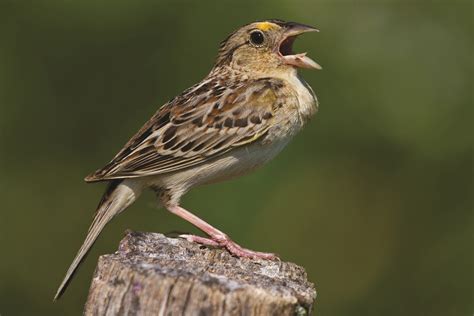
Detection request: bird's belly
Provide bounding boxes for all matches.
[153,136,292,191]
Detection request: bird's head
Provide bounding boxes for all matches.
[213,19,321,76]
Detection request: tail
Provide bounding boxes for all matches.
[53,179,142,301]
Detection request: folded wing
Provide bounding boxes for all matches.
[85,78,289,181]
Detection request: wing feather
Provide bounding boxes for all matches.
[85,78,287,182]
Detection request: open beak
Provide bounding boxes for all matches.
[278,22,321,70]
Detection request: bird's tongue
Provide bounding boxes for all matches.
[282,52,322,70]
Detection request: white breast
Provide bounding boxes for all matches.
[288,72,318,121]
[270,69,317,125]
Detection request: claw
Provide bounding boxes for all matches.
[180,234,277,260]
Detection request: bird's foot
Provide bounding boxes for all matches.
[179,234,220,246]
[179,234,277,260]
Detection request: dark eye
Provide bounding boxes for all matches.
[249,31,265,46]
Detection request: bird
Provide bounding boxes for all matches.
[54,19,321,301]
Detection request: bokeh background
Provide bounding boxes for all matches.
[0,0,472,315]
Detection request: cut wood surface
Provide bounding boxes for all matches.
[84,231,316,315]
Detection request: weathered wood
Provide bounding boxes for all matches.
[84,231,316,315]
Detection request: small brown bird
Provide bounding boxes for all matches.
[54,19,320,300]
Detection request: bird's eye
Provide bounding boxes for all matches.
[249,31,265,46]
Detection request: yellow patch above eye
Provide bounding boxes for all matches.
[257,22,276,31]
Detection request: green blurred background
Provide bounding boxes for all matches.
[0,0,472,315]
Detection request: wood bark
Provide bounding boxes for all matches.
[84,231,316,315]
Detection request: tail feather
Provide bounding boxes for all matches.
[53,179,142,301]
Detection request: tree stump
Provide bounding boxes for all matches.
[84,231,316,315]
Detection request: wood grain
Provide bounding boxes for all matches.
[84,231,316,315]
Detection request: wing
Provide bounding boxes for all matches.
[85,78,289,182]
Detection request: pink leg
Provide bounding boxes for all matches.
[179,234,219,246]
[167,205,276,260]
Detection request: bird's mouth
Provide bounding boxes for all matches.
[278,23,321,70]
